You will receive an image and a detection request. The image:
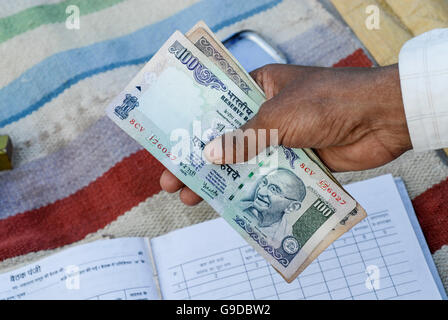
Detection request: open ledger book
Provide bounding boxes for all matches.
[0,174,446,300]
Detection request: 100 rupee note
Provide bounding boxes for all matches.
[106,28,365,282]
[186,23,367,276]
[186,21,265,103]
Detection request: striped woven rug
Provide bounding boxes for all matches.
[0,0,446,293]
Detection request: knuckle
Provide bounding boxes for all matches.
[251,64,277,85]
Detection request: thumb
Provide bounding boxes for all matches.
[203,100,283,164]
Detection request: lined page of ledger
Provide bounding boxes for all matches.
[151,174,444,300]
[0,238,159,300]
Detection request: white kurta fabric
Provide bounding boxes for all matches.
[399,28,448,152]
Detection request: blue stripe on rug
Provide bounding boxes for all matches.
[0,0,282,128]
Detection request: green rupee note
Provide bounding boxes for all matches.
[106,31,357,282]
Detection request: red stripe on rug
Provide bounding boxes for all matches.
[333,48,373,68]
[413,177,448,253]
[0,150,164,261]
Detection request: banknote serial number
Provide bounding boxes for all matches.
[297,162,347,205]
[129,116,177,161]
[317,179,347,205]
[147,134,177,161]
[127,118,172,158]
[128,118,145,133]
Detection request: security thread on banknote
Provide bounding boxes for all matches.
[105,23,367,282]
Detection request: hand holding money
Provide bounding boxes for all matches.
[163,63,411,205]
[105,21,398,282]
[216,64,411,171]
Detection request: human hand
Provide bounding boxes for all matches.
[160,63,412,205]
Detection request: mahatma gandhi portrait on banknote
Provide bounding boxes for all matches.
[239,168,306,245]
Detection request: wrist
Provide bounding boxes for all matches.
[367,64,412,153]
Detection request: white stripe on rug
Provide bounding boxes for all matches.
[0,0,199,88]
[217,0,360,65]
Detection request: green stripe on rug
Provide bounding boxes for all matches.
[0,0,124,44]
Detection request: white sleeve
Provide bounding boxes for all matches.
[398,28,448,152]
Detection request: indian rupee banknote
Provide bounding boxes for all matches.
[186,22,367,276]
[106,28,366,282]
[185,21,265,103]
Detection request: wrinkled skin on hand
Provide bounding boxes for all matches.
[160,64,411,206]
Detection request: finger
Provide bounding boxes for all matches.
[249,66,265,87]
[179,187,203,206]
[203,99,282,164]
[249,64,308,99]
[249,65,279,99]
[160,169,184,193]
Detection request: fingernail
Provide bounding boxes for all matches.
[204,138,223,164]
